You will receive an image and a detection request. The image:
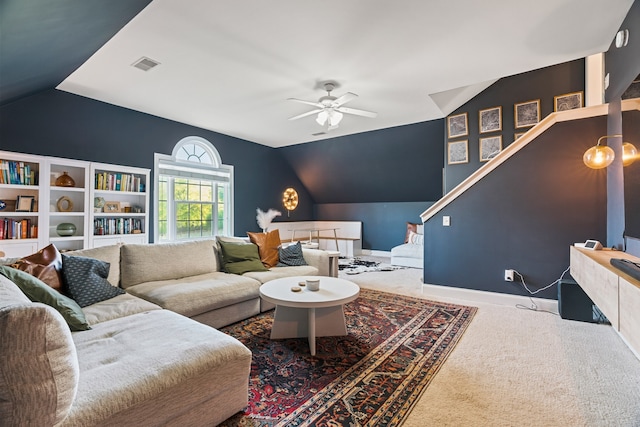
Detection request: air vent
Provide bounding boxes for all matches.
[132,57,160,71]
[312,132,327,136]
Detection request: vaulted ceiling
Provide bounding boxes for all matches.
[1,0,634,147]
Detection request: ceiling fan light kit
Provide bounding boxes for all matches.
[288,82,377,131]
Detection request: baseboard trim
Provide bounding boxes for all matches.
[421,282,558,313]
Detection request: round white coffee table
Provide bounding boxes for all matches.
[260,276,360,356]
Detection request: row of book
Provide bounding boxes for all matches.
[0,160,38,185]
[0,218,38,239]
[95,172,145,192]
[94,218,144,236]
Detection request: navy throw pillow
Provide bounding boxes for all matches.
[277,242,308,267]
[62,254,124,307]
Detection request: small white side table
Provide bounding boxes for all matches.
[259,276,360,356]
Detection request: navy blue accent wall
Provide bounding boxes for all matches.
[605,1,640,243]
[0,0,152,105]
[313,202,433,251]
[624,110,640,240]
[424,118,608,299]
[280,120,444,204]
[444,60,585,193]
[0,90,313,237]
[279,120,443,251]
[604,0,640,102]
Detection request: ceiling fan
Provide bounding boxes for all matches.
[287,82,377,130]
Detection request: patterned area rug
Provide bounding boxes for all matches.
[338,257,404,275]
[219,289,477,426]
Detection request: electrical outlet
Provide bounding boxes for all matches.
[504,269,514,282]
[442,216,450,226]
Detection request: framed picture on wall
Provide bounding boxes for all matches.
[448,140,469,165]
[514,132,526,141]
[479,106,502,133]
[447,113,468,139]
[554,91,583,112]
[514,99,540,128]
[479,136,502,162]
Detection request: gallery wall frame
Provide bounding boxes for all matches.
[447,113,468,139]
[448,140,469,165]
[514,99,540,128]
[479,136,502,162]
[514,132,526,141]
[554,91,583,112]
[479,106,502,133]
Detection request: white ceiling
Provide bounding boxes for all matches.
[57,0,634,148]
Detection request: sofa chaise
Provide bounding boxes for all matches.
[0,237,329,426]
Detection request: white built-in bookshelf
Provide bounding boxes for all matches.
[0,150,150,257]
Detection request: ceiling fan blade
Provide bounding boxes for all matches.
[332,92,358,107]
[336,106,378,118]
[288,109,323,121]
[287,98,323,108]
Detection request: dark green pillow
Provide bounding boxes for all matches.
[0,265,90,331]
[219,241,268,275]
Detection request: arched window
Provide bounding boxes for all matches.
[154,137,233,241]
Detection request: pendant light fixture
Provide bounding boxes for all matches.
[583,134,638,169]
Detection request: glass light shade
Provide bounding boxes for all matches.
[622,142,638,166]
[316,110,328,126]
[583,145,615,169]
[328,110,343,126]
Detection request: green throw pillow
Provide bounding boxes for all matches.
[219,241,268,275]
[0,265,91,331]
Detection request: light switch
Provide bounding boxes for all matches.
[443,216,450,226]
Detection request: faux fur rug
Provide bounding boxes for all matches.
[338,257,404,275]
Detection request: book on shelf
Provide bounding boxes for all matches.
[0,160,38,185]
[95,171,144,192]
[94,217,144,236]
[0,218,37,239]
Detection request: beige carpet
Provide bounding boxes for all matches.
[339,257,640,426]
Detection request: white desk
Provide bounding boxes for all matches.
[290,228,340,251]
[259,276,359,355]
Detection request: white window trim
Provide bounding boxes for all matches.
[154,137,234,242]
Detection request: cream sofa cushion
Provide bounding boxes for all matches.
[82,293,162,326]
[64,309,251,426]
[120,240,218,289]
[0,275,79,426]
[125,272,260,318]
[243,265,319,284]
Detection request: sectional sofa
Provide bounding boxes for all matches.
[0,238,329,426]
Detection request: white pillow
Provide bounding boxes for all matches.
[417,224,424,235]
[408,230,424,245]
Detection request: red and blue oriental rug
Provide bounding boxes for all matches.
[220,288,476,426]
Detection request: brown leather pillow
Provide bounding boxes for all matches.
[11,244,64,293]
[247,229,281,268]
[404,223,418,243]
